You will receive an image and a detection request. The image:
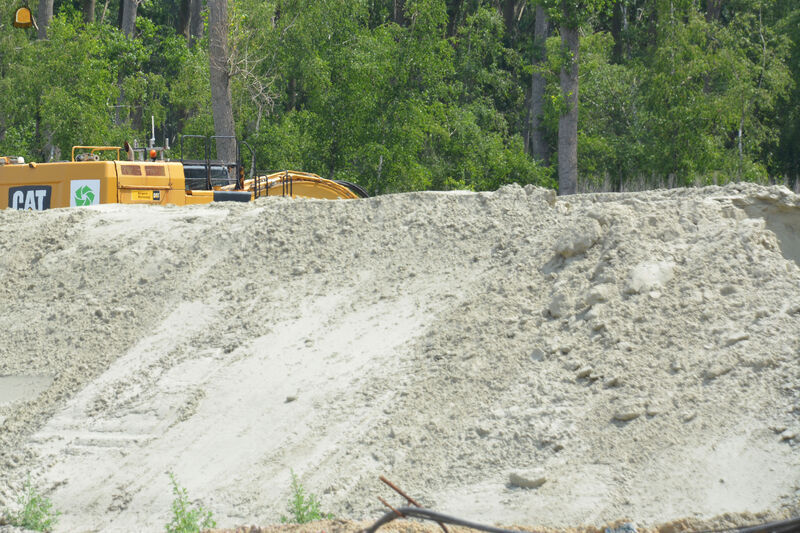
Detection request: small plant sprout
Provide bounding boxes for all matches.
[2,475,60,532]
[165,471,216,533]
[280,470,334,524]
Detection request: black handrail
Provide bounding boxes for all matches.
[179,135,211,189]
[210,135,240,189]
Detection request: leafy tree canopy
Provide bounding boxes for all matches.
[0,0,797,192]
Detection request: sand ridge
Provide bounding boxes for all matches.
[0,183,798,531]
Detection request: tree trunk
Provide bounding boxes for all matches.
[501,0,515,37]
[189,0,204,46]
[83,0,96,23]
[99,0,111,23]
[611,0,623,63]
[446,0,463,37]
[557,24,579,195]
[208,0,237,163]
[115,0,138,127]
[272,0,281,27]
[120,0,138,36]
[37,0,55,159]
[287,77,297,111]
[528,4,549,164]
[393,0,405,25]
[179,0,204,43]
[37,0,53,40]
[496,0,527,46]
[705,0,723,23]
[178,0,190,38]
[499,0,523,43]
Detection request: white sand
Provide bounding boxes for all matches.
[0,183,798,531]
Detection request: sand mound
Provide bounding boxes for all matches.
[0,183,798,531]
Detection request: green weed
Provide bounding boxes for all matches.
[280,470,333,524]
[165,472,216,533]
[2,476,60,532]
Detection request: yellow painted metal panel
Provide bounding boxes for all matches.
[183,191,215,205]
[165,163,187,191]
[115,162,172,190]
[0,161,118,209]
[246,173,360,200]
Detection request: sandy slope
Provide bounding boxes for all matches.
[0,184,798,532]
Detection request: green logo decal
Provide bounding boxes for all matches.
[74,185,95,206]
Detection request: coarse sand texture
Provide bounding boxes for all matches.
[0,183,798,531]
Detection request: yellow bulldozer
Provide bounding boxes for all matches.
[0,135,367,210]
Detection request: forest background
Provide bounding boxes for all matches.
[0,0,798,195]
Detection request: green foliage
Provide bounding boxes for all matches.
[165,472,216,533]
[279,471,333,524]
[2,476,60,532]
[0,0,797,191]
[773,2,800,186]
[541,0,615,29]
[527,0,793,189]
[634,1,789,185]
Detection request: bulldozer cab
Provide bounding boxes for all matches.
[179,135,251,191]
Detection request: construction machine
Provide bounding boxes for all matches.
[0,135,367,211]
